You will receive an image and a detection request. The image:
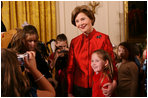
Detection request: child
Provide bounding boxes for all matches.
[91,49,114,97]
[49,33,69,96]
[115,42,138,97]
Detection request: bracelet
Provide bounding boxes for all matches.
[35,75,45,82]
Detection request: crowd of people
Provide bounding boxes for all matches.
[1,5,147,97]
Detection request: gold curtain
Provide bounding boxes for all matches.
[2,1,57,43]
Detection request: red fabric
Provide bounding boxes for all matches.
[67,29,117,93]
[49,53,55,60]
[92,72,112,97]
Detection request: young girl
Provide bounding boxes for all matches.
[91,49,114,97]
[116,42,138,97]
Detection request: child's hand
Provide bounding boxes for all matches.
[55,49,65,58]
[64,47,69,51]
[24,51,37,71]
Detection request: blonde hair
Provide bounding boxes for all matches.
[92,49,114,81]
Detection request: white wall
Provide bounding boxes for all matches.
[56,1,125,46]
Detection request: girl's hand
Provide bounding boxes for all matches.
[64,47,69,51]
[24,51,37,71]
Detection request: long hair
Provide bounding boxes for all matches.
[92,49,114,81]
[1,48,30,96]
[9,28,27,53]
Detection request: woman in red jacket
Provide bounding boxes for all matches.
[67,5,117,97]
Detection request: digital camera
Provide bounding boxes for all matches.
[58,50,68,53]
[55,47,68,54]
[17,53,29,72]
[17,53,28,59]
[17,53,29,66]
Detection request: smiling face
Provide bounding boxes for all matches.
[91,53,107,73]
[75,12,93,34]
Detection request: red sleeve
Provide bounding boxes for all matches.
[104,36,118,80]
[67,40,75,93]
[49,53,54,60]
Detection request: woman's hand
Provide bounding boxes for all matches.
[68,93,74,97]
[102,80,117,97]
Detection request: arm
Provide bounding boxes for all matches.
[67,41,75,96]
[24,51,55,97]
[129,62,138,96]
[49,48,68,69]
[49,52,59,69]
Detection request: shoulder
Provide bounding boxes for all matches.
[127,61,138,70]
[128,61,137,66]
[95,31,109,38]
[70,34,83,45]
[72,34,83,41]
[93,31,110,42]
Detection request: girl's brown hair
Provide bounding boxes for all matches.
[23,25,39,52]
[23,25,39,39]
[9,28,27,53]
[92,49,114,81]
[1,48,30,96]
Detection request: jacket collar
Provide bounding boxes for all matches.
[83,28,97,39]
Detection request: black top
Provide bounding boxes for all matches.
[28,51,52,89]
[36,51,52,78]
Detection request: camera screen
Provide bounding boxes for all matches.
[17,57,25,66]
[17,57,25,72]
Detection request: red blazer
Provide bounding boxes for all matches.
[67,29,117,93]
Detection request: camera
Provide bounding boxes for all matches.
[17,53,29,72]
[55,47,68,54]
[17,53,29,66]
[58,50,68,53]
[17,53,29,60]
